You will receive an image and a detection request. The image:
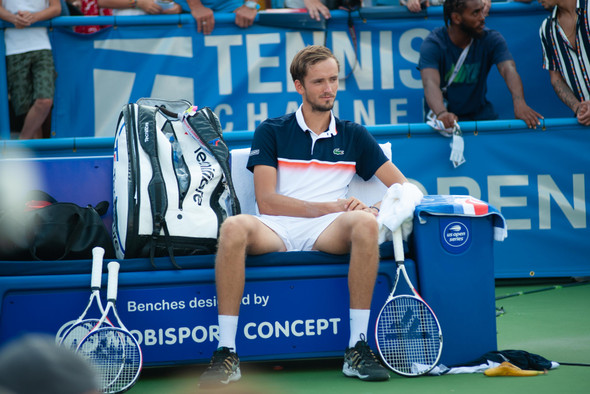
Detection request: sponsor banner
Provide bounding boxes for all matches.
[0,272,395,364]
[382,123,590,278]
[46,6,567,138]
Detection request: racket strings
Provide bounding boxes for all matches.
[377,297,441,375]
[78,329,141,393]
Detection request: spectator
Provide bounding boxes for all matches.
[183,0,258,35]
[418,0,542,130]
[0,0,62,140]
[539,0,590,125]
[60,0,83,15]
[98,0,182,15]
[197,45,411,388]
[72,0,112,34]
[0,334,99,394]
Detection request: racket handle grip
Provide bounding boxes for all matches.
[393,227,404,263]
[91,247,105,289]
[107,261,120,301]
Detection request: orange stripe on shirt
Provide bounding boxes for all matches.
[278,158,356,171]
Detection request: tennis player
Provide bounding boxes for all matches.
[198,45,408,388]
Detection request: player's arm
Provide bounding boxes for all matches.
[253,164,350,217]
[497,59,543,128]
[361,161,409,216]
[421,67,457,129]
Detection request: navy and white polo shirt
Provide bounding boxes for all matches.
[247,106,389,203]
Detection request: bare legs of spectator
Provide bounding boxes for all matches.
[19,98,53,140]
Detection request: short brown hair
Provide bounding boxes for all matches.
[290,45,340,84]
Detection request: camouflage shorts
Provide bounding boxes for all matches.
[6,50,56,116]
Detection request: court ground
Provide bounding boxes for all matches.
[132,278,590,394]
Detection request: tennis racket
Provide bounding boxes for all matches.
[76,261,143,393]
[57,247,112,348]
[375,227,443,376]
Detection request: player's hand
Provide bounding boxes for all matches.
[234,4,256,28]
[190,4,214,35]
[514,101,543,129]
[338,197,367,212]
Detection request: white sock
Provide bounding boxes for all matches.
[217,315,239,352]
[349,309,371,348]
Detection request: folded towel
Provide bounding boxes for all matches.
[377,182,424,243]
[415,195,507,241]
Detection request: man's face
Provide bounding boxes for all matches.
[538,0,558,10]
[457,0,486,38]
[296,58,339,112]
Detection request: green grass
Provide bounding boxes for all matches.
[131,280,590,394]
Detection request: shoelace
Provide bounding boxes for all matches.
[209,349,236,372]
[354,342,381,367]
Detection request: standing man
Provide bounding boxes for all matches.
[419,0,542,131]
[0,0,61,140]
[183,0,258,35]
[198,45,410,388]
[539,0,590,125]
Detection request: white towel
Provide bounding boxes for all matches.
[377,182,424,243]
[230,148,257,215]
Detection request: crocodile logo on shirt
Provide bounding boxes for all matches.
[333,148,344,155]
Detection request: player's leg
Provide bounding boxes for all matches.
[199,214,285,388]
[314,210,389,381]
[313,210,380,310]
[215,214,286,316]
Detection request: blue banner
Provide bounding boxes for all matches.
[41,4,569,138]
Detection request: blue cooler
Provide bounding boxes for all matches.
[411,195,506,367]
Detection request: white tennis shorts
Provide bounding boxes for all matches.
[255,212,343,252]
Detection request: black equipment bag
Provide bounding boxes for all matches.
[0,191,115,261]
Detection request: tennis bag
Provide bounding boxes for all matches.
[112,98,240,267]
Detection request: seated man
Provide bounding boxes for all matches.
[418,0,542,130]
[198,45,410,388]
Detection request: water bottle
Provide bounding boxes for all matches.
[167,134,189,196]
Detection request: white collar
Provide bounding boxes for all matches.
[295,105,338,138]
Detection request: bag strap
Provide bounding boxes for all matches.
[136,105,174,268]
[442,39,473,94]
[182,107,241,217]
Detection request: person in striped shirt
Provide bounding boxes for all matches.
[539,0,590,125]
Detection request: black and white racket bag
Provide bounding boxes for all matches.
[112,98,240,267]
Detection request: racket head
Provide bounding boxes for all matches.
[59,318,113,349]
[375,294,443,376]
[77,327,142,393]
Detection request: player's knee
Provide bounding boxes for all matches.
[218,214,253,246]
[351,211,379,240]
